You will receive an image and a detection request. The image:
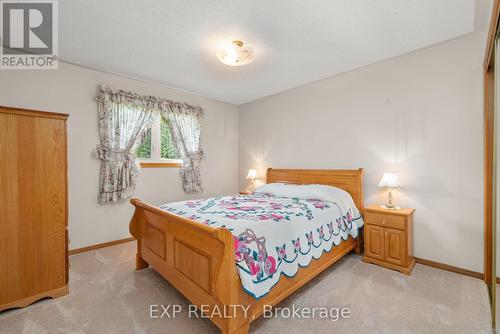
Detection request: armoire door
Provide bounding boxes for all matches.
[0,107,68,310]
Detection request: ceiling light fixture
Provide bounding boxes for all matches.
[217,40,254,66]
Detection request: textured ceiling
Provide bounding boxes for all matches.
[60,0,492,105]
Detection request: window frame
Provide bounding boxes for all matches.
[136,117,182,168]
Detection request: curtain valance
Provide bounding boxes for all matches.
[96,85,204,116]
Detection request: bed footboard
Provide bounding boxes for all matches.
[129,199,249,334]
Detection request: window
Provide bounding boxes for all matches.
[135,117,181,167]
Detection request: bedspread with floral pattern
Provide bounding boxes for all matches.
[160,192,363,299]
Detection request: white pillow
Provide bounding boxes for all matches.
[255,183,356,207]
[254,183,290,195]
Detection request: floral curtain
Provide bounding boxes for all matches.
[95,86,204,203]
[96,88,157,204]
[161,105,204,193]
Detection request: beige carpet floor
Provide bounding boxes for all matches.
[0,241,496,334]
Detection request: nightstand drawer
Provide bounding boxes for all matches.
[365,212,406,230]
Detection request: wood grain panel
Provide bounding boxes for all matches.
[0,113,21,304]
[365,212,406,230]
[174,240,210,293]
[145,223,166,259]
[485,67,495,284]
[385,228,405,266]
[365,225,384,261]
[483,0,500,287]
[484,6,500,325]
[0,106,68,311]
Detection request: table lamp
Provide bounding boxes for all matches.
[377,172,401,209]
[246,169,258,192]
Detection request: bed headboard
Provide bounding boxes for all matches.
[266,168,364,214]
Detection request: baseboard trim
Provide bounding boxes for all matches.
[69,237,135,255]
[414,257,483,280]
[68,239,492,283]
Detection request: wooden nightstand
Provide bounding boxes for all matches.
[362,205,415,275]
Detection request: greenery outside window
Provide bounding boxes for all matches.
[135,117,181,167]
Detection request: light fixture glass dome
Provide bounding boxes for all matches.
[217,40,254,66]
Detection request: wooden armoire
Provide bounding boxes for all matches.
[0,106,69,311]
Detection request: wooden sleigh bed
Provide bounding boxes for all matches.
[129,168,364,334]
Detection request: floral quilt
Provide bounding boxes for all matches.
[160,192,363,299]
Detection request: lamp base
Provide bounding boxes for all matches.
[379,204,400,210]
[249,180,255,192]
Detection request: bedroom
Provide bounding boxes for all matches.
[0,0,498,333]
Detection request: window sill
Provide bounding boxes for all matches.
[139,162,182,168]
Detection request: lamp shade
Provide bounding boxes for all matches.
[246,169,258,180]
[377,172,401,188]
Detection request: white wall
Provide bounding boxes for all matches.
[239,32,485,272]
[0,62,239,249]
